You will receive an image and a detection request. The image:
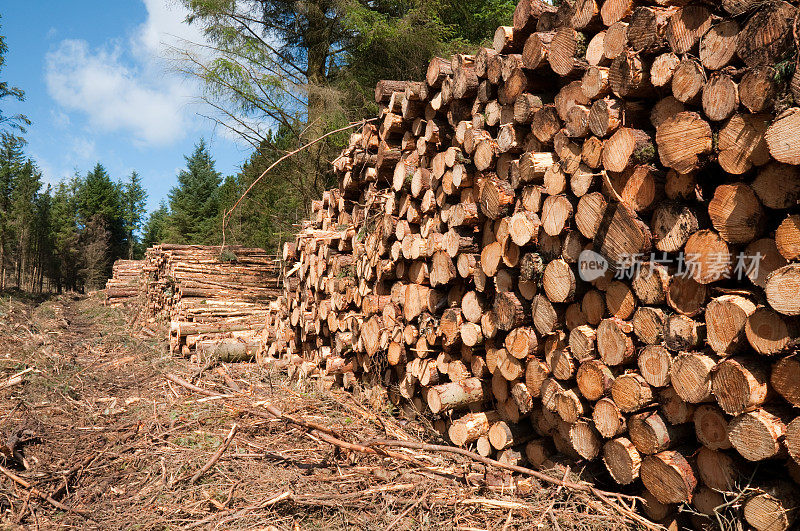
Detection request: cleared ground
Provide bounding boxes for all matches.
[0,292,641,530]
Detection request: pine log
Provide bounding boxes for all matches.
[728,408,787,461]
[640,450,697,504]
[593,397,627,439]
[717,114,771,175]
[448,411,500,446]
[630,410,690,455]
[603,437,641,485]
[693,404,732,451]
[766,265,800,316]
[765,108,800,165]
[655,111,712,173]
[426,378,486,414]
[705,295,756,356]
[670,352,715,403]
[743,481,800,531]
[771,357,800,408]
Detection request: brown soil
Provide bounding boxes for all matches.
[0,292,641,530]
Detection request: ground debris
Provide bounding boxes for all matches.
[0,292,641,530]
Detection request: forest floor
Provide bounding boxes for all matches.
[0,292,644,530]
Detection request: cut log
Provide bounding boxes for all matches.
[650,201,698,252]
[743,481,800,531]
[489,420,533,450]
[597,317,634,366]
[640,450,697,504]
[630,410,689,455]
[705,295,756,356]
[576,359,614,401]
[766,265,800,316]
[633,306,667,345]
[426,378,486,414]
[699,20,739,70]
[771,358,800,408]
[603,437,641,485]
[602,128,654,172]
[752,163,800,211]
[747,306,796,355]
[628,6,679,53]
[593,397,627,438]
[766,108,800,166]
[683,229,732,285]
[568,419,603,460]
[670,352,715,403]
[740,67,777,114]
[701,73,738,122]
[696,446,740,493]
[671,58,705,103]
[693,404,732,451]
[665,5,712,54]
[717,114,771,175]
[650,52,680,87]
[655,111,712,173]
[728,408,787,461]
[612,373,653,413]
[638,345,671,388]
[736,1,798,67]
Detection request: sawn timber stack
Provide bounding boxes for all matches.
[269,1,800,528]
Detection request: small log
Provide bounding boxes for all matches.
[448,411,500,446]
[593,397,627,439]
[728,408,787,462]
[743,481,800,531]
[693,404,732,451]
[765,108,800,166]
[612,373,654,413]
[630,411,690,455]
[670,352,715,404]
[770,357,800,408]
[641,450,698,506]
[655,111,712,173]
[766,265,800,316]
[603,437,641,485]
[426,378,486,414]
[638,345,671,388]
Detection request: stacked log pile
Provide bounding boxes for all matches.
[141,244,281,357]
[269,0,800,528]
[104,260,144,306]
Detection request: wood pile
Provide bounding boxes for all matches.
[268,0,800,528]
[141,244,281,357]
[104,260,144,306]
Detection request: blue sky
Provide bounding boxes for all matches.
[1,0,253,212]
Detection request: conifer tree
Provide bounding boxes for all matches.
[168,139,222,244]
[0,133,24,287]
[122,171,147,258]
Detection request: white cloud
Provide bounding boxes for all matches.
[71,137,97,160]
[44,0,208,146]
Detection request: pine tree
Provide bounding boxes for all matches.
[50,179,81,292]
[9,159,42,286]
[0,133,24,287]
[168,139,222,244]
[31,185,53,292]
[77,163,126,272]
[122,171,147,258]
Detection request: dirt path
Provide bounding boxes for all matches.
[0,293,638,530]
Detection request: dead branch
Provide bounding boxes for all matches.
[0,464,89,518]
[189,423,238,484]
